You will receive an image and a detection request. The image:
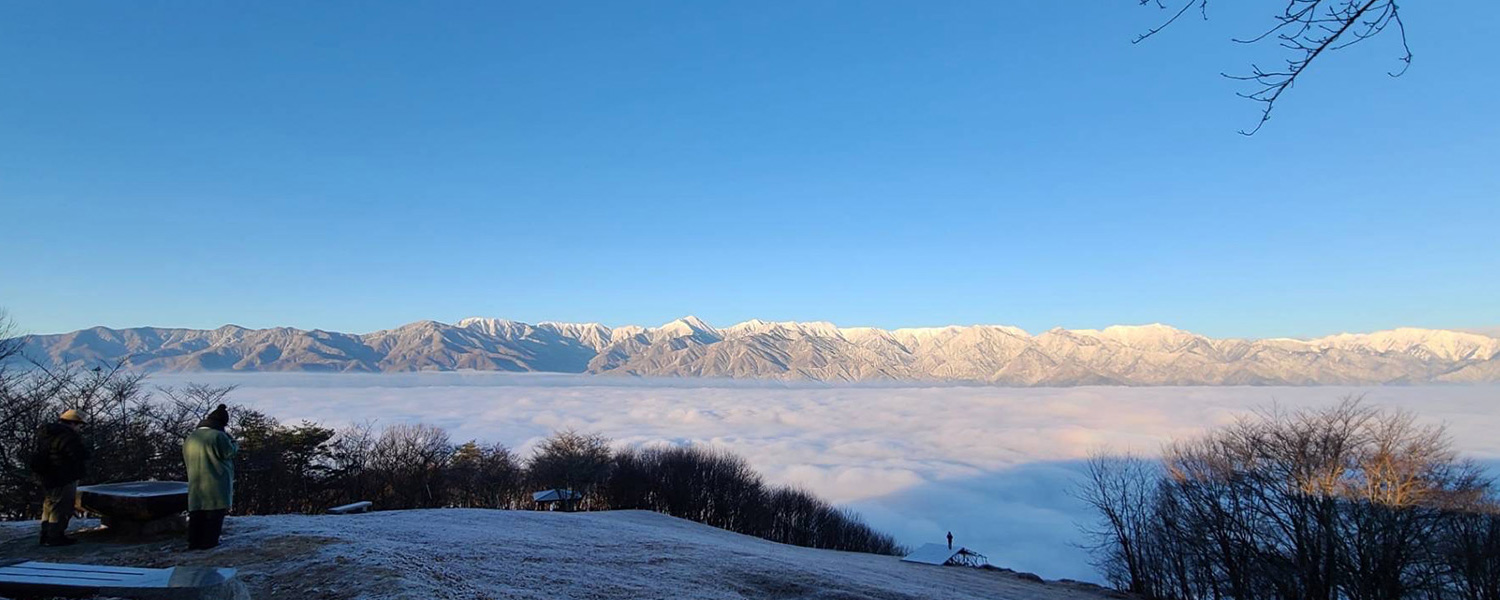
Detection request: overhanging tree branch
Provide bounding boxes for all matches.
[1135,0,1411,135]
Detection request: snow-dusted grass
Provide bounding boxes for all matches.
[0,510,1110,600]
[149,373,1500,582]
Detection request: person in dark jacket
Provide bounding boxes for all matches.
[183,404,237,550]
[31,409,89,546]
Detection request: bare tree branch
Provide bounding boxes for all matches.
[1135,0,1411,134]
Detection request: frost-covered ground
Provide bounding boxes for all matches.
[152,373,1500,583]
[0,510,1112,600]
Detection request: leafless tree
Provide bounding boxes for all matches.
[1083,398,1499,600]
[157,382,240,438]
[448,440,522,509]
[1135,0,1410,134]
[526,429,613,509]
[326,420,378,502]
[1438,503,1500,600]
[1077,453,1168,595]
[0,310,21,367]
[368,423,453,508]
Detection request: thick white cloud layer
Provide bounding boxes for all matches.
[153,373,1500,583]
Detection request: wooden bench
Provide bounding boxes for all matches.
[0,560,247,599]
[327,501,373,515]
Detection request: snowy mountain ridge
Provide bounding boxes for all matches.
[11,317,1500,385]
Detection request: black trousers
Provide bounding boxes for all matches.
[187,509,227,549]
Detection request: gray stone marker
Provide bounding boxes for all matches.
[0,560,249,600]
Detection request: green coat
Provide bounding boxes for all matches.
[184,427,237,511]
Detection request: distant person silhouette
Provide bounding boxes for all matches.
[947,531,953,550]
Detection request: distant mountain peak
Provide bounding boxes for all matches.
[654,316,719,340]
[661,315,713,330]
[458,317,518,327]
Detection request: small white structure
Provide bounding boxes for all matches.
[532,488,582,511]
[902,543,989,568]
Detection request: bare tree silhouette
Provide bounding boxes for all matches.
[0,310,21,367]
[1079,398,1500,600]
[1135,0,1410,134]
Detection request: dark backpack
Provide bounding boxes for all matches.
[28,447,50,478]
[28,428,55,478]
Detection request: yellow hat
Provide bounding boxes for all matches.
[59,409,86,424]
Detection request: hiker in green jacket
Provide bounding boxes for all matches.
[183,404,237,550]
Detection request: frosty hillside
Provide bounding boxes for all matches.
[0,509,1111,600]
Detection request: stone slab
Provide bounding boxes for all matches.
[102,514,188,537]
[77,481,189,522]
[0,561,248,600]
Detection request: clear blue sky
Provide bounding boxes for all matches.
[2,1,1496,338]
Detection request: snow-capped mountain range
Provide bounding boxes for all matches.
[10,317,1500,385]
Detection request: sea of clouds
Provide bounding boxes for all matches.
[150,372,1500,583]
